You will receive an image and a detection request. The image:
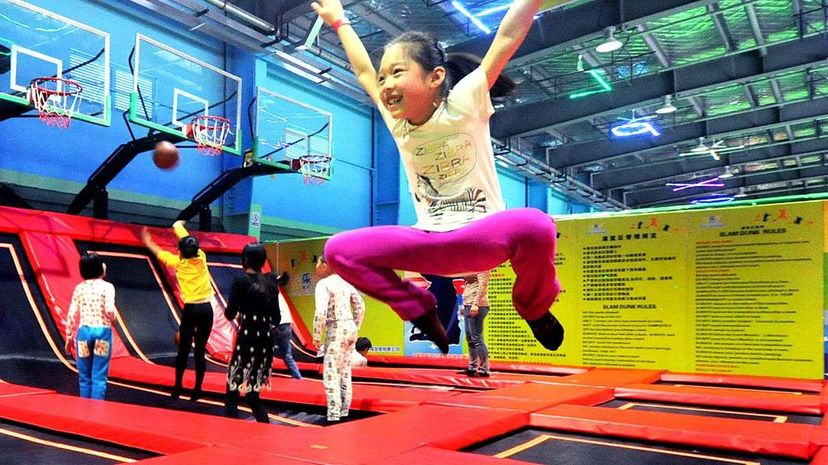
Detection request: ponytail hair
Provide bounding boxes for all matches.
[444,53,515,98]
[386,31,515,101]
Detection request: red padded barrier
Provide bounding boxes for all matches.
[229,404,527,465]
[110,356,461,413]
[124,445,312,465]
[350,366,528,388]
[367,354,587,375]
[616,383,822,414]
[427,383,614,411]
[531,404,817,459]
[19,231,130,358]
[553,368,662,387]
[0,382,52,398]
[812,447,828,465]
[661,372,824,392]
[365,445,532,465]
[0,393,291,455]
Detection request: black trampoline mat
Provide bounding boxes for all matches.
[600,400,821,425]
[0,419,155,465]
[469,429,806,465]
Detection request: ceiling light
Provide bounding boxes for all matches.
[655,95,677,115]
[452,1,491,34]
[719,166,734,179]
[734,187,748,198]
[596,26,623,53]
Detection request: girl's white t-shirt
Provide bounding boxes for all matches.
[378,66,505,232]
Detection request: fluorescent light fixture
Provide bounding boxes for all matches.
[655,95,677,114]
[666,178,725,192]
[691,195,735,204]
[596,26,623,53]
[452,1,491,34]
[611,114,660,137]
[296,16,325,52]
[569,69,613,99]
[734,187,748,198]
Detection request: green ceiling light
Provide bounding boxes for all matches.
[569,69,613,99]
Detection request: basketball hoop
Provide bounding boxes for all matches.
[299,155,331,184]
[28,77,83,129]
[191,115,231,156]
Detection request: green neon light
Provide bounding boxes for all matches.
[569,69,613,99]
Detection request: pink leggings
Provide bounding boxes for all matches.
[324,208,560,322]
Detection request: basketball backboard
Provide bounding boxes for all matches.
[129,34,242,156]
[253,86,332,181]
[0,0,110,126]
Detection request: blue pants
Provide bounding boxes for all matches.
[273,323,302,379]
[75,326,113,400]
[463,305,489,373]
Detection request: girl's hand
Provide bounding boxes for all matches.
[470,304,479,317]
[311,0,345,26]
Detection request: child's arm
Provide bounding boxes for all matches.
[352,289,366,328]
[312,283,329,348]
[65,288,80,351]
[141,227,163,257]
[171,220,189,239]
[476,271,491,306]
[311,0,381,107]
[480,0,541,88]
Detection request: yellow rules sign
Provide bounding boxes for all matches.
[687,202,823,378]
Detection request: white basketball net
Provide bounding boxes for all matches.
[299,155,331,184]
[192,115,231,156]
[29,77,83,129]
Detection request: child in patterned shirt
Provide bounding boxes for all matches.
[65,253,116,400]
[313,256,365,423]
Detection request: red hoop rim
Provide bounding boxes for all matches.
[30,77,83,96]
[298,154,331,184]
[190,115,231,156]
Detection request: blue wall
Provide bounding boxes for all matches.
[0,0,225,204]
[0,0,593,235]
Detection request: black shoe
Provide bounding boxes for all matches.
[190,389,202,402]
[477,371,490,378]
[410,309,449,354]
[465,369,478,377]
[170,387,181,400]
[527,312,564,351]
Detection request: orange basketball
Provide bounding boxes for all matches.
[153,141,180,170]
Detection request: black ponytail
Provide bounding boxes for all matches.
[444,52,515,98]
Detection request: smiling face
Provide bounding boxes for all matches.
[377,43,445,126]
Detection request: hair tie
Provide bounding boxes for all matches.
[435,42,447,64]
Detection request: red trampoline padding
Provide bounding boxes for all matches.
[427,384,613,412]
[0,393,291,455]
[110,356,459,413]
[662,372,824,392]
[556,368,662,387]
[367,445,532,465]
[124,445,311,465]
[531,404,817,459]
[616,383,822,414]
[350,366,526,389]
[230,404,527,465]
[0,382,53,398]
[811,447,828,465]
[366,354,587,376]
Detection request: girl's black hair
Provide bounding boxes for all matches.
[385,31,515,99]
[79,253,105,280]
[241,242,268,271]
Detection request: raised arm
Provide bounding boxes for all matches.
[480,0,541,88]
[141,227,163,257]
[311,0,381,106]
